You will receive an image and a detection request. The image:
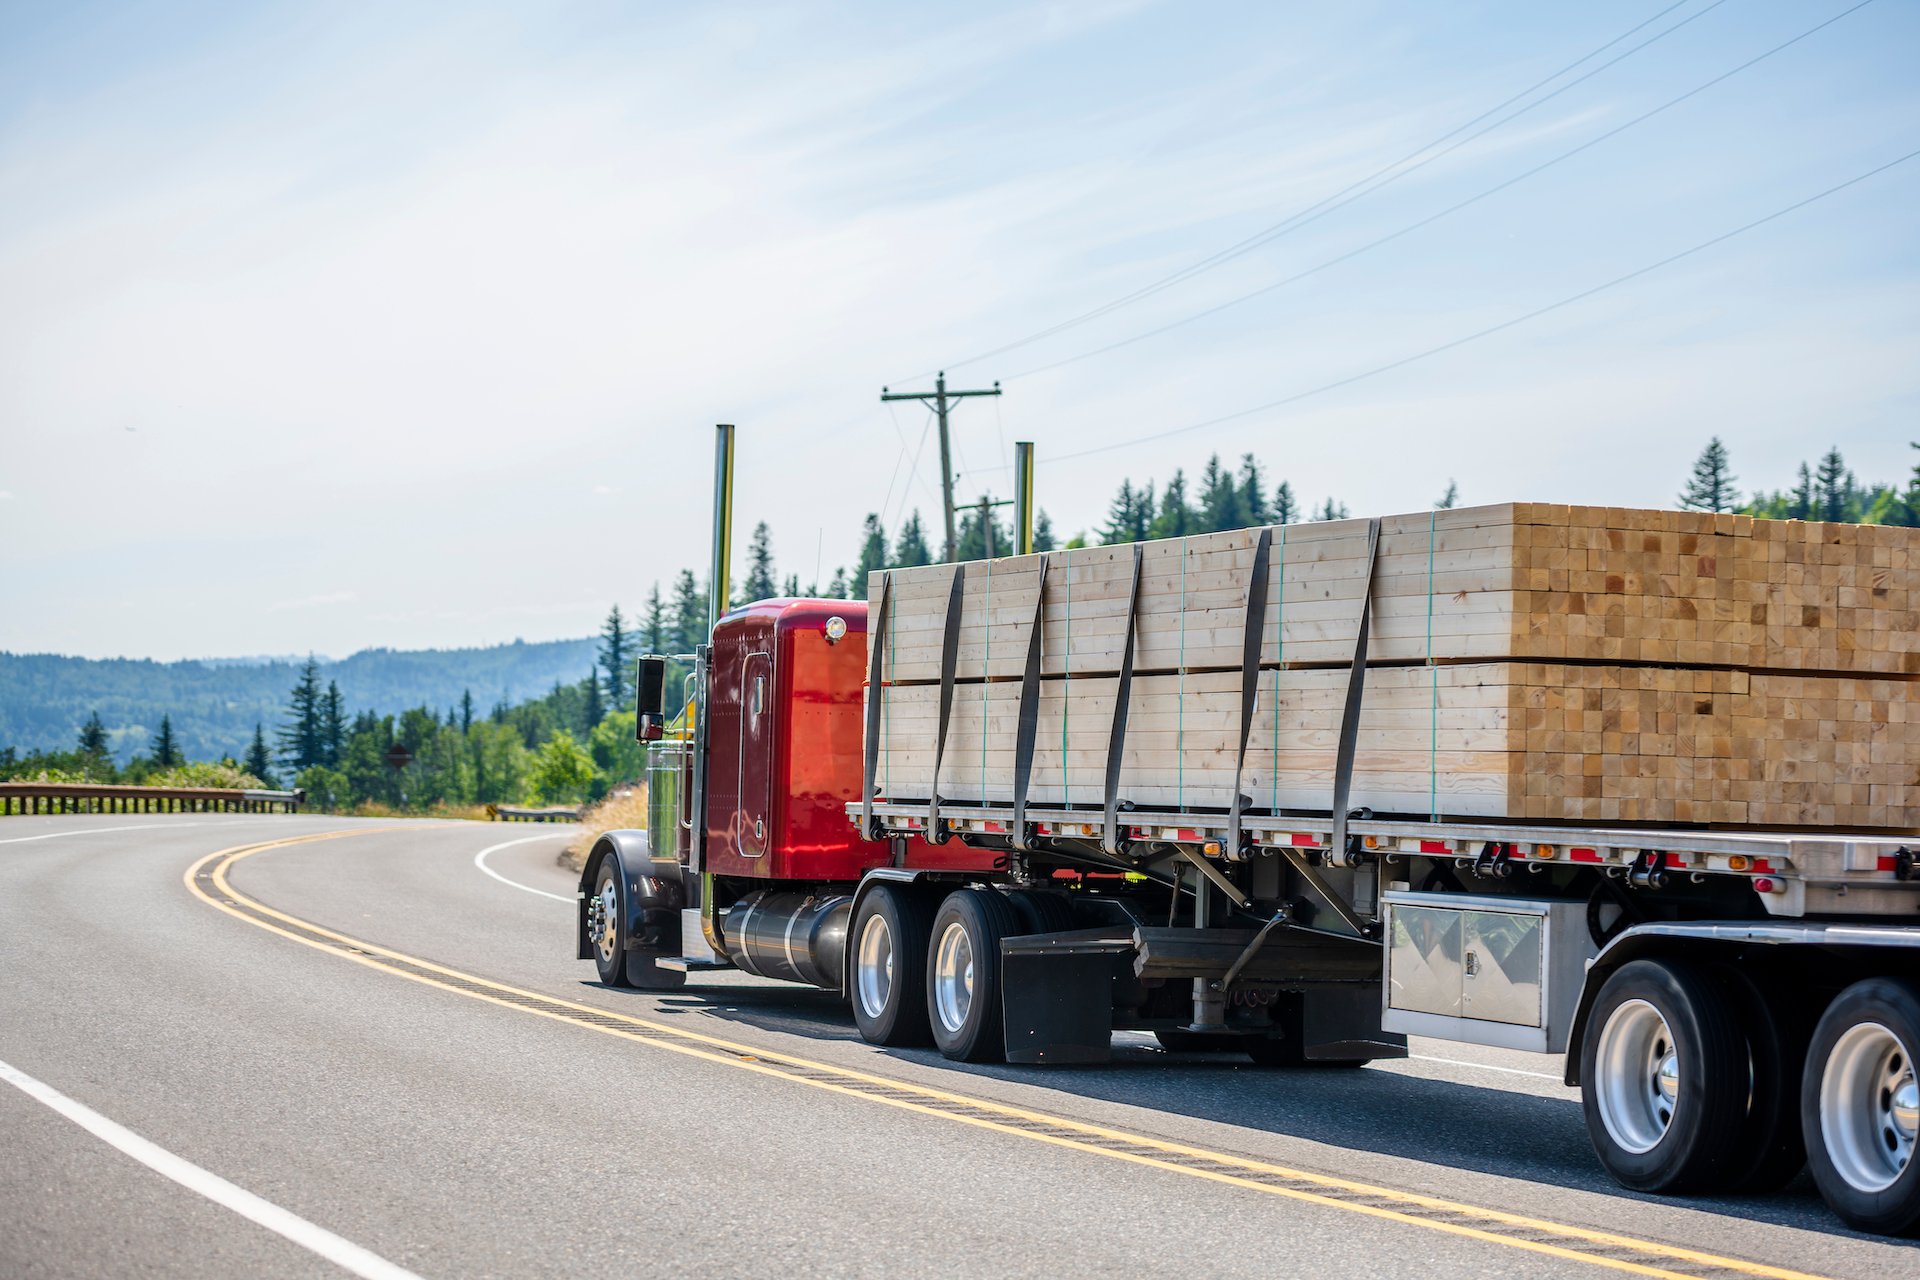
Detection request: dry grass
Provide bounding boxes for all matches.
[306,801,495,822]
[564,784,650,871]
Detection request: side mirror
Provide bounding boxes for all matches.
[635,657,666,742]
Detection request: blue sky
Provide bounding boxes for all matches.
[2,0,1915,659]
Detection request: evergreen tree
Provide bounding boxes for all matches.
[670,569,705,651]
[643,583,666,653]
[77,710,109,761]
[743,522,776,601]
[1272,481,1298,525]
[598,604,633,709]
[853,514,888,598]
[781,572,801,596]
[1198,454,1244,531]
[956,499,1011,561]
[321,681,347,767]
[1101,479,1153,544]
[277,658,325,771]
[583,675,605,729]
[1815,447,1854,522]
[151,714,181,769]
[1033,510,1055,553]
[826,567,848,598]
[893,511,932,568]
[1436,479,1459,509]
[460,689,474,734]
[1313,498,1350,522]
[1678,438,1739,513]
[1148,471,1196,540]
[1789,463,1815,521]
[1894,443,1920,528]
[1238,455,1267,527]
[244,723,276,787]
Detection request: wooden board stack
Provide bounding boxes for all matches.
[865,504,1919,831]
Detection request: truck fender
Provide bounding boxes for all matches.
[576,829,685,961]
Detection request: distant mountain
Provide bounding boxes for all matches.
[1,638,599,764]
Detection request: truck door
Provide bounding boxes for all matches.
[736,650,773,858]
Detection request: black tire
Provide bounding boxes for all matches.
[927,890,1020,1062]
[849,884,936,1047]
[1006,889,1075,936]
[1579,959,1747,1193]
[624,950,687,991]
[589,859,633,988]
[1155,1030,1239,1053]
[1713,964,1807,1194]
[1800,978,1920,1236]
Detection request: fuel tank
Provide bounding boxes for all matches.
[723,892,852,990]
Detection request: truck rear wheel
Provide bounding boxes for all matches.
[928,889,1019,1062]
[589,859,632,988]
[1801,978,1920,1236]
[1580,959,1745,1193]
[851,884,935,1047]
[1714,964,1806,1194]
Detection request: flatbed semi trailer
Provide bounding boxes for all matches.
[579,427,1920,1237]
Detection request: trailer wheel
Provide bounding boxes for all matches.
[850,884,935,1047]
[1801,978,1920,1236]
[1580,959,1745,1193]
[1006,889,1075,936]
[589,860,632,988]
[927,890,1019,1062]
[1714,964,1806,1194]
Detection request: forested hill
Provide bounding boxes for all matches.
[1,638,598,764]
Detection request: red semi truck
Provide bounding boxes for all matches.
[578,428,1920,1237]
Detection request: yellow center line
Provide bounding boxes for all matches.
[184,830,1835,1280]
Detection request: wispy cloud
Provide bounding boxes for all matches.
[268,591,355,612]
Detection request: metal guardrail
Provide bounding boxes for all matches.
[486,804,582,823]
[0,782,305,816]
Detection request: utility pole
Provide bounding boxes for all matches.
[880,373,1001,563]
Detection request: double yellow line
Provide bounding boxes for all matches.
[187,831,1834,1280]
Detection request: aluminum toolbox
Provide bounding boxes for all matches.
[1380,891,1597,1054]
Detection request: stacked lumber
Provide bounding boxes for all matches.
[864,504,1920,830]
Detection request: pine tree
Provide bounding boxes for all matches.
[77,710,109,759]
[583,675,605,729]
[244,723,276,787]
[643,583,666,653]
[277,658,325,771]
[1101,479,1152,544]
[781,572,801,596]
[1033,510,1055,552]
[460,689,474,734]
[598,604,633,709]
[893,511,932,568]
[1895,443,1920,528]
[1313,498,1350,522]
[1678,438,1739,512]
[1436,480,1459,510]
[1148,471,1196,540]
[1789,463,1815,521]
[853,514,888,598]
[827,567,849,598]
[1815,447,1853,522]
[1199,454,1244,531]
[670,570,706,651]
[1272,481,1298,525]
[956,500,1011,561]
[1239,455,1267,527]
[151,714,181,769]
[743,522,776,601]
[321,681,346,767]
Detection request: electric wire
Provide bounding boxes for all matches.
[1007,0,1876,383]
[1044,145,1920,464]
[923,0,1721,379]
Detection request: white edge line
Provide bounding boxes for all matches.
[1406,1053,1565,1081]
[0,823,210,845]
[0,1057,423,1280]
[474,833,577,902]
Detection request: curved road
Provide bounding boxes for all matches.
[2,815,1914,1278]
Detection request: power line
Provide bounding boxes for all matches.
[1045,146,1920,465]
[923,0,1721,379]
[1008,0,1877,383]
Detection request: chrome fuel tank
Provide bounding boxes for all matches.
[723,892,853,990]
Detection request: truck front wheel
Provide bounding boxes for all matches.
[851,885,935,1047]
[1802,978,1920,1236]
[1580,959,1745,1193]
[589,860,633,988]
[928,890,1020,1062]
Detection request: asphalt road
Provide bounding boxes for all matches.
[3,814,1916,1279]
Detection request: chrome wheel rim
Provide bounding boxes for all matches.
[591,874,619,965]
[932,921,975,1034]
[1820,1021,1917,1193]
[855,914,893,1020]
[1595,999,1680,1155]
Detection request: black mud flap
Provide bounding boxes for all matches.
[1300,984,1407,1061]
[1001,929,1135,1065]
